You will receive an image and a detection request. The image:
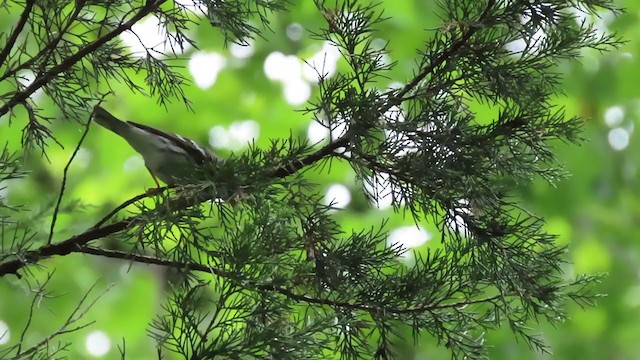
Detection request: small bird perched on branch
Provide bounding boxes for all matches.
[92,106,219,187]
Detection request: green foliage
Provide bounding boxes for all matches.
[0,0,631,359]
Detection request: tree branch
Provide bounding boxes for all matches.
[77,246,502,314]
[48,114,92,244]
[0,0,167,117]
[0,1,83,83]
[0,0,35,68]
[0,220,132,277]
[275,0,496,179]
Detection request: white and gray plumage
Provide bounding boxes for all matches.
[92,106,218,186]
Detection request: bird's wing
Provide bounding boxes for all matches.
[127,121,214,164]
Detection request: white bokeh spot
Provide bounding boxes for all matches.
[286,23,304,41]
[445,199,473,236]
[604,106,624,128]
[608,128,630,151]
[303,41,341,83]
[72,148,91,170]
[229,120,260,144]
[209,120,260,150]
[324,184,352,209]
[85,330,111,357]
[17,70,43,101]
[175,0,205,12]
[264,52,301,82]
[262,41,341,106]
[387,226,432,261]
[505,27,546,55]
[120,16,192,57]
[284,79,311,106]
[388,226,431,249]
[209,125,229,149]
[230,42,255,59]
[307,121,330,144]
[364,172,394,210]
[0,320,9,345]
[189,51,226,89]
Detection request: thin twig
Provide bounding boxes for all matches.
[0,0,35,67]
[91,189,167,229]
[15,271,54,354]
[47,114,92,244]
[10,281,113,360]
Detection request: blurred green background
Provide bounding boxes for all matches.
[0,1,638,359]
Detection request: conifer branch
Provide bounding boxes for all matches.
[0,0,167,117]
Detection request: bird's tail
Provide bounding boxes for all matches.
[92,106,130,135]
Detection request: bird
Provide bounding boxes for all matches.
[92,106,219,187]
